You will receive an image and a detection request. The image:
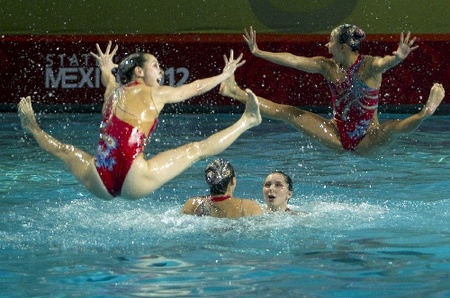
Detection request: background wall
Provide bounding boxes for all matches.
[1,0,449,112]
[1,0,448,34]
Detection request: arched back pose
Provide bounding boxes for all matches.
[19,42,261,200]
[181,158,263,218]
[220,25,445,155]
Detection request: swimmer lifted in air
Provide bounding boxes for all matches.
[221,25,445,155]
[19,41,261,200]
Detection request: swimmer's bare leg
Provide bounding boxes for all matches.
[220,75,344,152]
[356,83,445,155]
[122,90,262,199]
[219,74,248,103]
[18,96,40,134]
[220,75,281,119]
[18,96,88,162]
[18,97,110,199]
[424,83,445,116]
[239,88,262,128]
[19,96,64,155]
[171,87,262,157]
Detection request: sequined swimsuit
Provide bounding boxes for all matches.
[328,55,379,151]
[95,84,158,197]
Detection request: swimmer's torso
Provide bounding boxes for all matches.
[325,55,382,90]
[326,55,380,150]
[112,82,160,135]
[94,82,159,197]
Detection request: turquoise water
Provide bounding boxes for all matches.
[1,111,450,297]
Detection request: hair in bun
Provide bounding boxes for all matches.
[336,24,366,52]
[117,53,147,84]
[204,158,235,195]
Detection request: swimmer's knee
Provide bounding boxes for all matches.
[186,141,203,158]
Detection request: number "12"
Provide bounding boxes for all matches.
[163,67,189,87]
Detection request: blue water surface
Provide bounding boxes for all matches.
[1,111,450,297]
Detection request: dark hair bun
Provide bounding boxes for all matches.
[117,53,140,79]
[205,158,232,185]
[337,24,366,51]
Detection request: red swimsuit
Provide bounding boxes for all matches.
[95,86,158,197]
[328,55,379,151]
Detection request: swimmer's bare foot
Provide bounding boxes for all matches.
[18,96,40,135]
[219,74,246,100]
[242,88,262,127]
[424,83,445,116]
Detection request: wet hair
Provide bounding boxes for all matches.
[270,170,293,192]
[117,53,147,84]
[205,158,236,195]
[335,24,366,52]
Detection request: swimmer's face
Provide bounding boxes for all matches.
[141,54,164,87]
[325,30,341,58]
[263,173,292,212]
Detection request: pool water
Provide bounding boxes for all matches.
[1,111,450,297]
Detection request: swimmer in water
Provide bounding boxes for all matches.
[220,25,445,156]
[263,171,294,212]
[18,41,261,201]
[181,158,263,218]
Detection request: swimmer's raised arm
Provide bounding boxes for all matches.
[152,50,245,104]
[90,41,119,97]
[369,31,419,74]
[244,26,327,75]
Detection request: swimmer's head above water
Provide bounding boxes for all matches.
[118,53,147,83]
[205,158,236,195]
[118,53,164,85]
[263,170,293,212]
[333,24,366,52]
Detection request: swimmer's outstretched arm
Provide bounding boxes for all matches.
[90,41,119,99]
[370,31,419,74]
[243,26,327,75]
[153,50,245,104]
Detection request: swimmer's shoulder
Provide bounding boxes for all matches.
[236,197,263,216]
[181,196,207,214]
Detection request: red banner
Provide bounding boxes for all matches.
[1,34,449,112]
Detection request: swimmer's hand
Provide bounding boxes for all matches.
[243,26,259,55]
[222,50,246,76]
[90,40,119,71]
[393,31,418,61]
